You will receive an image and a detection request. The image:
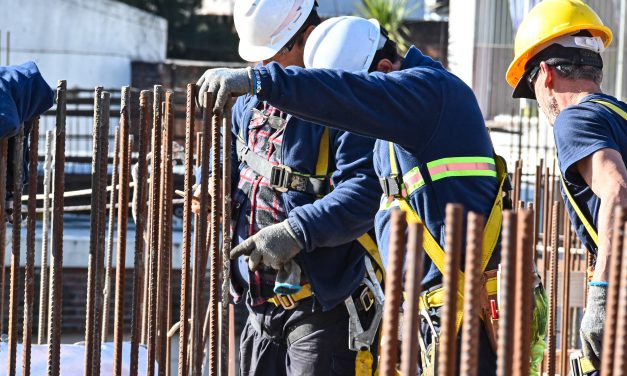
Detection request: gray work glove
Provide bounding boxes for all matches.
[196,67,254,114]
[580,285,607,368]
[274,260,302,295]
[230,220,303,271]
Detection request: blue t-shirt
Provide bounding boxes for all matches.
[554,93,627,253]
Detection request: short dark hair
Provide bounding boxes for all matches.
[368,27,401,72]
[553,64,603,85]
[292,8,322,48]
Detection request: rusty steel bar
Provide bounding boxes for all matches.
[379,210,407,376]
[196,132,202,167]
[141,92,154,345]
[207,97,223,376]
[612,222,627,376]
[220,101,233,376]
[113,86,132,376]
[459,212,485,376]
[188,130,203,370]
[21,118,40,376]
[156,100,167,369]
[512,161,519,209]
[601,206,626,375]
[546,201,560,376]
[400,221,424,376]
[512,209,534,376]
[178,84,196,376]
[496,211,517,376]
[47,80,67,376]
[130,90,151,376]
[102,127,120,342]
[542,167,551,282]
[560,208,573,376]
[228,303,236,376]
[38,130,54,344]
[147,85,163,376]
[513,161,522,209]
[439,203,464,376]
[7,127,25,376]
[0,137,8,338]
[84,86,105,376]
[533,163,542,262]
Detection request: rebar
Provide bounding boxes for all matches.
[147,85,163,376]
[84,86,105,376]
[379,209,406,376]
[459,212,485,376]
[220,101,233,376]
[439,203,464,376]
[113,86,132,376]
[533,162,542,262]
[102,127,120,342]
[560,208,573,376]
[512,209,534,376]
[496,211,517,376]
[0,138,7,338]
[178,84,195,376]
[47,80,67,376]
[21,118,40,376]
[8,127,25,376]
[542,167,551,281]
[612,222,627,375]
[400,221,423,376]
[601,206,626,375]
[546,202,560,376]
[130,90,151,376]
[38,130,54,345]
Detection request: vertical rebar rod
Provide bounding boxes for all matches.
[179,84,196,376]
[102,127,120,342]
[147,85,163,376]
[379,210,407,376]
[84,86,104,376]
[38,130,53,345]
[439,204,464,376]
[601,206,626,375]
[560,208,573,376]
[533,163,542,262]
[141,93,154,346]
[92,91,111,375]
[113,86,132,376]
[612,222,627,375]
[156,102,167,370]
[188,132,203,372]
[546,202,560,376]
[220,101,233,376]
[513,161,521,209]
[400,221,423,376]
[0,137,7,338]
[47,80,67,376]
[496,211,517,376]
[7,127,25,376]
[21,118,40,376]
[130,90,151,376]
[459,212,485,376]
[512,209,534,376]
[542,167,551,282]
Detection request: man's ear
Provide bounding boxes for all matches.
[539,61,554,90]
[376,59,394,73]
[301,25,316,45]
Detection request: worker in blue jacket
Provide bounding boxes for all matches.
[196,14,518,375]
[195,1,382,375]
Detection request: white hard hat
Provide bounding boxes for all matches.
[234,0,316,62]
[304,16,381,72]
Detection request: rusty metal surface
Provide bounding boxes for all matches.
[459,212,485,376]
[497,211,517,376]
[113,87,132,376]
[400,221,423,376]
[8,127,25,376]
[0,137,8,338]
[512,209,533,376]
[546,202,560,376]
[47,80,67,376]
[439,204,464,376]
[542,167,551,282]
[560,208,573,376]
[379,209,406,376]
[38,130,54,345]
[613,222,627,375]
[21,118,40,376]
[221,103,233,376]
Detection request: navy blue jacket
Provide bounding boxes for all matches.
[257,47,500,288]
[229,94,381,310]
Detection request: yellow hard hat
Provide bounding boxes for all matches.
[506,0,613,90]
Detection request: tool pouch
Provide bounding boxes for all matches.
[479,269,499,352]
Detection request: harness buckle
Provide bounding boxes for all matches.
[270,164,293,193]
[359,287,374,312]
[379,176,402,197]
[276,293,297,310]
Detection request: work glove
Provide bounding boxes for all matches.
[196,67,254,114]
[580,285,607,368]
[274,260,302,295]
[230,220,303,271]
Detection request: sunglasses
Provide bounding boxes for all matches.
[525,65,541,94]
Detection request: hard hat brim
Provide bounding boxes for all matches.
[511,75,536,100]
[238,41,283,63]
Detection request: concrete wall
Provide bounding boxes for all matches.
[0,0,167,89]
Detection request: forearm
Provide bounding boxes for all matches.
[594,189,627,281]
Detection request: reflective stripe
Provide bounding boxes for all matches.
[403,156,497,195]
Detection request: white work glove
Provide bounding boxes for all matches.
[196,67,254,114]
[230,220,303,271]
[580,285,607,368]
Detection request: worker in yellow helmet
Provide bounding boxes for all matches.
[507,1,623,374]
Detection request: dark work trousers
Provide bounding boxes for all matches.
[239,294,378,376]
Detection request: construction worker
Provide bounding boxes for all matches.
[195,1,384,375]
[197,14,516,376]
[506,0,623,374]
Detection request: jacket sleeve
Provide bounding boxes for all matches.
[256,63,444,153]
[286,130,381,251]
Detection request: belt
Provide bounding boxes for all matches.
[418,275,498,310]
[266,283,313,310]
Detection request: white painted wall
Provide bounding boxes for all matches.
[0,0,167,89]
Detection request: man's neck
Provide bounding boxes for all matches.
[555,83,603,110]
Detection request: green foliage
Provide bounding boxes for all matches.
[356,0,419,53]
